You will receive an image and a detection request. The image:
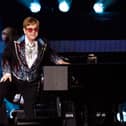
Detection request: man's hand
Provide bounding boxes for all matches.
[0,73,12,82]
[56,59,70,65]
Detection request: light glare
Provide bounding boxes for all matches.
[29,2,41,13]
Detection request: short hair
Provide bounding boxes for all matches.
[23,17,40,28]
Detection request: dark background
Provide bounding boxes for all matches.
[0,0,126,40]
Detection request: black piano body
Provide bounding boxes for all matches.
[69,64,126,101]
[43,64,126,103]
[42,64,126,125]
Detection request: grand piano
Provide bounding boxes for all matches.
[69,64,126,97]
[43,64,126,103]
[42,64,126,125]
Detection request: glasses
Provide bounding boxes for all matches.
[26,28,39,33]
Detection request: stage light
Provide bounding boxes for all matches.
[4,98,20,119]
[92,0,116,14]
[17,0,41,13]
[58,0,72,13]
[117,111,126,122]
[29,1,41,13]
[93,2,104,14]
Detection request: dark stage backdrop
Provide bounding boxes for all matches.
[0,0,126,40]
[49,40,126,53]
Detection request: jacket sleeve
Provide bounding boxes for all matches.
[42,43,63,65]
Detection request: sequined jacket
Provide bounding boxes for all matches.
[1,35,61,82]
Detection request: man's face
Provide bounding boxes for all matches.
[1,30,8,42]
[23,24,39,42]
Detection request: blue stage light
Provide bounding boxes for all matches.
[93,2,104,14]
[4,98,20,119]
[29,1,41,13]
[58,0,72,13]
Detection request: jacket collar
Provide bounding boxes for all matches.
[16,35,45,46]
